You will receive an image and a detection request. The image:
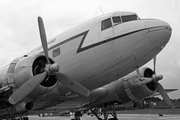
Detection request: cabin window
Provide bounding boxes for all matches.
[121,14,138,22]
[101,18,112,31]
[112,16,121,24]
[53,47,60,58]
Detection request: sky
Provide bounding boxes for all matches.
[0,0,180,99]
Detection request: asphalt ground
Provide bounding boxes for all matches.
[28,114,180,120]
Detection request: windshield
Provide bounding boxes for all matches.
[101,18,112,31]
[112,16,121,24]
[121,14,138,22]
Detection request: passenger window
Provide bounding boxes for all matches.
[53,47,60,58]
[101,18,112,31]
[113,16,121,24]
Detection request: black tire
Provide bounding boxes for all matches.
[75,117,80,120]
[108,118,118,120]
[23,117,29,120]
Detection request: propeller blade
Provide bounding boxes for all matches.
[136,68,141,85]
[38,17,50,64]
[55,72,90,97]
[157,82,174,109]
[153,56,156,74]
[9,72,47,104]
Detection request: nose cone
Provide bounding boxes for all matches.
[146,19,172,49]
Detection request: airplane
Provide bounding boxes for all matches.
[0,11,173,120]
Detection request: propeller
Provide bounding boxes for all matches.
[9,16,90,105]
[152,56,174,109]
[55,73,90,97]
[38,17,50,64]
[157,82,174,109]
[9,72,47,104]
[135,56,174,109]
[153,56,156,74]
[136,69,141,85]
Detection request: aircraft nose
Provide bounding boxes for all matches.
[146,19,172,49]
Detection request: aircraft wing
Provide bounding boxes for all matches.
[0,95,90,119]
[0,87,177,119]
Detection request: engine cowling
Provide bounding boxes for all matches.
[0,55,58,99]
[15,101,33,112]
[83,67,157,109]
[115,67,157,104]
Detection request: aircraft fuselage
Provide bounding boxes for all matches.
[0,11,172,119]
[0,11,171,96]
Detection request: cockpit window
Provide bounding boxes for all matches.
[112,16,121,24]
[101,18,112,31]
[121,14,138,22]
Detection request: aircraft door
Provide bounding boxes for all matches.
[99,18,114,41]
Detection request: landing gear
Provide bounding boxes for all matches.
[1,102,15,120]
[70,111,82,120]
[90,108,103,120]
[21,117,29,120]
[0,102,29,120]
[133,102,138,108]
[75,112,82,120]
[90,103,118,120]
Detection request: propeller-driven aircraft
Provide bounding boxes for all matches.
[0,11,173,120]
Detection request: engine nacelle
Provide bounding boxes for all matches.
[83,67,157,109]
[0,55,58,99]
[115,67,157,104]
[15,101,33,112]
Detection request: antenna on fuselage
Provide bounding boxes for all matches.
[98,6,104,14]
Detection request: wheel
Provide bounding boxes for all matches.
[108,118,118,120]
[22,117,29,120]
[75,116,80,120]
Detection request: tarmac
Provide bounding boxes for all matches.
[28,114,180,120]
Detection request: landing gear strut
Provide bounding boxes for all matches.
[1,102,15,120]
[75,111,82,120]
[90,103,118,120]
[0,102,29,120]
[70,111,82,120]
